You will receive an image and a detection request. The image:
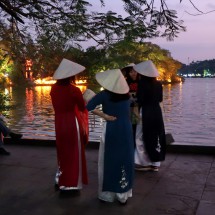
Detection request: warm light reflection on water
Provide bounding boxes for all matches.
[1,84,88,140]
[25,88,34,121]
[162,78,215,146]
[1,79,215,146]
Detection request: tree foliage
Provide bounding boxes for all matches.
[0,92,13,112]
[0,0,186,45]
[83,40,182,84]
[0,0,186,83]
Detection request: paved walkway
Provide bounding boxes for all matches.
[0,144,215,215]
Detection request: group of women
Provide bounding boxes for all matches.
[50,58,166,205]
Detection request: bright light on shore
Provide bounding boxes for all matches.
[34,78,56,85]
[34,78,87,86]
[75,79,87,85]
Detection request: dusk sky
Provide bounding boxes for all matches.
[88,0,215,65]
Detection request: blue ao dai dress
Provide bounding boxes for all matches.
[86,90,134,203]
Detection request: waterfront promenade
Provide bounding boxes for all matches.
[0,139,215,215]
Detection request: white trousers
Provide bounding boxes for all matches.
[134,111,160,167]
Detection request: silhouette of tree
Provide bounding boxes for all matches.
[0,0,186,44]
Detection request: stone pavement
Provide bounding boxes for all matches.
[0,143,215,215]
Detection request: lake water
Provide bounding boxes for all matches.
[1,78,215,146]
[162,78,215,146]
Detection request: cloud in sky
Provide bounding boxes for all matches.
[88,0,215,64]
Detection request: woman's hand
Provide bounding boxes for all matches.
[103,114,117,121]
[92,109,117,121]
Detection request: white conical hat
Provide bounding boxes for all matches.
[121,63,135,70]
[133,60,159,77]
[83,89,96,103]
[96,69,129,94]
[53,58,85,80]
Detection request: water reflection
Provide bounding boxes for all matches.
[25,88,34,121]
[162,78,215,146]
[1,78,215,146]
[1,84,93,140]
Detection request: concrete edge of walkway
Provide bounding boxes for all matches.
[4,137,215,155]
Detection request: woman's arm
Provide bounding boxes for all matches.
[92,109,117,121]
[86,91,116,121]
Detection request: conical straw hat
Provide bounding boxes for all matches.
[96,69,129,94]
[53,58,85,80]
[133,60,159,77]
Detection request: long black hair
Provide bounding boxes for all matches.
[139,75,157,85]
[56,76,76,85]
[137,75,162,104]
[105,90,130,102]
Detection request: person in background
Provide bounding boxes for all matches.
[0,114,23,156]
[134,60,166,172]
[50,59,88,193]
[121,63,139,147]
[86,69,134,205]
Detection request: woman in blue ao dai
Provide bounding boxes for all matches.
[86,69,134,204]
